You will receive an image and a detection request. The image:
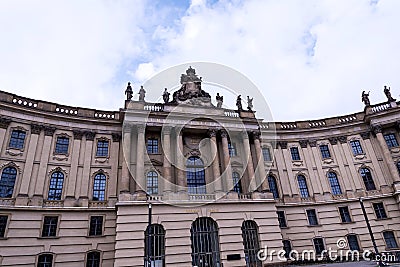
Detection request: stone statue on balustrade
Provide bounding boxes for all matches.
[361,91,370,106]
[125,82,133,101]
[236,95,243,111]
[384,86,396,102]
[138,86,146,102]
[162,88,170,103]
[216,93,223,108]
[247,96,253,111]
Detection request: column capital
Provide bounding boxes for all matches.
[360,131,371,140]
[44,126,56,136]
[308,139,317,147]
[338,136,347,144]
[161,125,172,135]
[85,131,96,141]
[0,117,11,129]
[371,125,382,135]
[208,128,218,138]
[220,129,228,138]
[299,140,308,148]
[73,129,84,140]
[137,124,146,134]
[328,137,338,145]
[241,130,249,139]
[112,132,122,142]
[277,141,287,149]
[252,130,261,140]
[31,124,43,135]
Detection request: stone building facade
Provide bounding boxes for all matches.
[0,68,400,267]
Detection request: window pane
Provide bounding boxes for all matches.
[9,130,26,149]
[347,235,360,251]
[339,207,352,223]
[93,173,106,201]
[307,209,318,225]
[86,251,101,267]
[383,231,399,249]
[42,216,58,237]
[228,143,237,157]
[241,220,262,267]
[55,136,69,154]
[232,172,242,193]
[350,140,363,155]
[290,147,300,160]
[277,211,287,228]
[147,171,158,195]
[186,157,206,194]
[313,238,325,255]
[0,167,17,198]
[147,138,159,154]
[283,240,292,259]
[37,254,53,267]
[328,172,342,195]
[373,203,387,219]
[96,140,109,157]
[47,172,64,200]
[262,147,271,161]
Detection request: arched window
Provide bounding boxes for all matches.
[241,220,262,267]
[86,251,101,267]
[186,156,206,194]
[37,253,53,267]
[93,173,106,201]
[297,175,310,198]
[0,167,17,198]
[190,217,221,267]
[232,172,242,193]
[147,171,158,195]
[359,168,376,191]
[48,172,64,200]
[328,172,342,195]
[268,175,279,199]
[144,224,165,267]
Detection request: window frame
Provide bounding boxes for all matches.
[88,215,104,237]
[338,206,352,223]
[383,133,399,148]
[372,202,388,220]
[297,175,310,198]
[268,175,280,199]
[349,140,364,156]
[95,138,110,158]
[277,210,287,228]
[146,137,159,154]
[241,220,262,267]
[319,144,331,159]
[144,224,166,267]
[232,172,242,193]
[146,171,159,195]
[306,209,319,226]
[47,171,65,201]
[359,167,377,191]
[228,142,237,157]
[36,253,55,267]
[186,156,206,194]
[262,147,272,161]
[290,146,301,161]
[282,240,293,259]
[382,231,399,250]
[328,171,342,195]
[346,234,361,251]
[40,215,60,238]
[85,250,102,267]
[0,166,18,198]
[313,237,325,255]
[8,128,27,150]
[54,134,70,155]
[92,172,107,201]
[0,214,10,239]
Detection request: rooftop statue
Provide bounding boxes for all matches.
[247,96,253,111]
[162,88,170,103]
[384,85,396,102]
[236,95,243,111]
[138,86,146,102]
[362,90,370,107]
[125,82,133,101]
[216,93,223,108]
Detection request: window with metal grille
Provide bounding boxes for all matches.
[313,238,325,255]
[9,130,26,149]
[277,211,287,228]
[350,140,363,155]
[328,172,342,195]
[383,231,399,249]
[360,168,376,191]
[290,147,301,160]
[0,167,17,198]
[241,220,262,267]
[373,202,387,219]
[86,251,101,267]
[92,173,106,201]
[147,171,158,195]
[96,140,109,157]
[89,216,103,236]
[306,209,319,226]
[47,172,64,200]
[42,216,58,237]
[228,142,237,157]
[186,157,206,194]
[347,234,360,251]
[268,175,279,199]
[144,224,165,267]
[0,215,8,238]
[339,206,352,223]
[190,217,221,267]
[262,147,271,161]
[37,253,53,267]
[232,172,242,193]
[319,145,331,159]
[384,133,399,148]
[282,240,292,259]
[297,175,309,198]
[147,138,159,154]
[55,136,69,154]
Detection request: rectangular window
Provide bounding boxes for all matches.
[96,140,109,157]
[282,240,292,259]
[262,147,272,161]
[0,215,8,238]
[89,216,103,236]
[373,202,387,219]
[383,231,399,249]
[147,138,158,154]
[55,136,69,154]
[313,238,325,255]
[347,234,360,251]
[228,142,237,157]
[42,216,58,237]
[319,145,331,159]
[338,206,352,223]
[277,211,287,228]
[290,147,301,160]
[384,133,399,148]
[350,140,363,155]
[37,254,53,267]
[9,130,26,149]
[306,209,319,226]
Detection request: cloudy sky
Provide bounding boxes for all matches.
[1,0,399,121]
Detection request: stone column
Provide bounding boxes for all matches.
[0,117,11,149]
[65,130,83,201]
[80,131,95,203]
[162,126,173,194]
[120,125,131,193]
[109,133,121,202]
[372,125,400,184]
[242,131,256,192]
[176,127,187,191]
[208,129,223,193]
[221,130,234,192]
[253,131,269,192]
[135,125,146,192]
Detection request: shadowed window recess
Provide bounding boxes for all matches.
[186,157,206,194]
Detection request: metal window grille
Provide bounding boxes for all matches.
[147,138,159,154]
[306,209,318,225]
[89,216,103,236]
[383,231,399,249]
[241,220,262,267]
[282,240,292,258]
[277,211,287,228]
[350,140,363,155]
[313,238,325,255]
[190,217,221,267]
[268,175,279,199]
[37,254,53,267]
[186,157,206,194]
[93,173,106,201]
[86,251,101,267]
[347,234,360,251]
[384,133,399,148]
[339,207,352,223]
[297,175,309,198]
[55,136,69,154]
[0,167,17,198]
[373,203,387,219]
[0,215,8,238]
[9,130,26,149]
[262,147,271,161]
[145,224,166,267]
[228,143,236,157]
[328,172,342,195]
[47,172,64,200]
[232,172,242,193]
[147,171,158,195]
[319,145,331,159]
[42,216,58,237]
[360,168,376,191]
[96,140,109,157]
[290,147,300,161]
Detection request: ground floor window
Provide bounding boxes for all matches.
[242,220,262,267]
[145,224,166,267]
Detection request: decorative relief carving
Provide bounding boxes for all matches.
[308,140,317,147]
[31,124,43,135]
[85,131,96,141]
[5,149,23,156]
[278,141,287,149]
[112,132,121,142]
[0,162,22,174]
[328,137,338,145]
[292,161,303,167]
[95,157,109,163]
[0,117,12,129]
[338,136,347,144]
[73,130,84,140]
[52,155,69,161]
[299,140,308,148]
[220,130,228,138]
[207,129,217,138]
[371,125,382,135]
[44,126,56,136]
[360,131,371,140]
